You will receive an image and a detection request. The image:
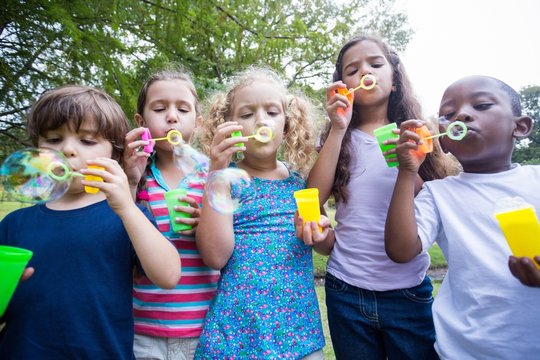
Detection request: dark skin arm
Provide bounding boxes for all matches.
[508,256,540,287]
[385,119,426,263]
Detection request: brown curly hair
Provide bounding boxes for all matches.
[197,67,319,176]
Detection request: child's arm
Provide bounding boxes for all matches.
[307,82,352,204]
[196,122,246,270]
[123,127,151,199]
[196,191,235,270]
[385,120,427,263]
[294,212,335,255]
[508,256,540,287]
[82,158,180,289]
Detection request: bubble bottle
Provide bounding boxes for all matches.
[494,197,540,268]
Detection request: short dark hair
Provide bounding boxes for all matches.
[489,77,522,116]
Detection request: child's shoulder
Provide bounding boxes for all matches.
[1,204,38,221]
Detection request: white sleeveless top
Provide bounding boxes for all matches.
[327,129,429,291]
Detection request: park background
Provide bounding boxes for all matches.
[1,1,539,358]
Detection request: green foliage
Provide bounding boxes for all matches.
[512,85,540,164]
[428,244,446,268]
[1,0,412,154]
[313,251,328,277]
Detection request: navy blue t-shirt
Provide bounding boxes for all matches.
[0,200,150,359]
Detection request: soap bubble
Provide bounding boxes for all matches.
[172,141,209,183]
[1,148,71,203]
[205,168,255,214]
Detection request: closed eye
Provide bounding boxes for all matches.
[440,113,455,121]
[81,139,98,145]
[474,103,493,111]
[44,137,62,144]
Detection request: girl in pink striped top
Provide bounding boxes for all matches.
[124,68,219,360]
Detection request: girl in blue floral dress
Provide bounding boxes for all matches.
[195,67,329,359]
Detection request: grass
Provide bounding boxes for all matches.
[0,200,28,219]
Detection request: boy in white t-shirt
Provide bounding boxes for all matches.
[384,75,540,359]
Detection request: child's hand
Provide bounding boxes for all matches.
[294,212,331,246]
[508,256,540,287]
[209,121,248,172]
[174,195,201,236]
[124,127,151,189]
[81,158,134,214]
[326,81,353,132]
[395,119,427,173]
[20,267,34,282]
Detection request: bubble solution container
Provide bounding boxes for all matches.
[0,245,33,316]
[495,200,540,269]
[294,188,321,231]
[164,188,192,232]
[373,123,399,167]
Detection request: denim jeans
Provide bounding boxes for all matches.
[325,273,439,360]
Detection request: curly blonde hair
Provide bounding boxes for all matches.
[197,67,318,176]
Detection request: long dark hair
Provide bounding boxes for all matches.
[321,35,457,203]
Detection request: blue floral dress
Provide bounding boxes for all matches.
[195,168,325,359]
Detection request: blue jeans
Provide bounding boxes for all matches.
[325,273,439,360]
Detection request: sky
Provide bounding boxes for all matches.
[394,0,540,116]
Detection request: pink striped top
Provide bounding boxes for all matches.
[133,166,219,338]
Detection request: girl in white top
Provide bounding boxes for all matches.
[308,35,456,359]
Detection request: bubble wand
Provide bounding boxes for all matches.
[343,74,377,94]
[46,161,103,194]
[414,121,468,154]
[231,126,274,147]
[141,129,183,154]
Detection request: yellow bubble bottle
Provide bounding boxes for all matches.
[294,188,322,232]
[495,198,540,269]
[84,165,104,194]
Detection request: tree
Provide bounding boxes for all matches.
[513,85,540,164]
[0,0,413,158]
[1,0,144,154]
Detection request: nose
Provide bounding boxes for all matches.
[358,63,373,77]
[60,139,77,158]
[166,107,179,124]
[255,109,268,126]
[455,109,473,123]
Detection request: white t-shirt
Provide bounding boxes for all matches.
[328,129,429,291]
[416,164,540,359]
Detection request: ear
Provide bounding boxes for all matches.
[195,115,203,128]
[134,113,145,127]
[513,115,533,139]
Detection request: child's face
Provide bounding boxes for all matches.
[137,80,199,151]
[438,76,517,172]
[230,80,286,160]
[341,40,394,107]
[38,119,113,192]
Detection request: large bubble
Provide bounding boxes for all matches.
[205,168,256,214]
[1,148,71,203]
[172,141,209,186]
